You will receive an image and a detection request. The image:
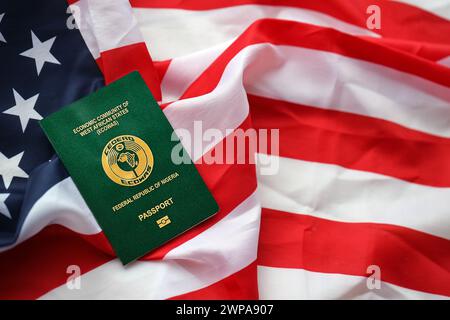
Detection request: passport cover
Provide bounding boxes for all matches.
[40,72,219,265]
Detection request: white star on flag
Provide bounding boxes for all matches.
[0,193,11,219]
[0,13,5,43]
[0,151,28,189]
[3,89,42,132]
[20,31,60,75]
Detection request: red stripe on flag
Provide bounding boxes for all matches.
[169,261,259,299]
[154,59,172,84]
[0,225,113,300]
[361,37,450,62]
[98,42,162,101]
[249,94,450,187]
[258,208,450,297]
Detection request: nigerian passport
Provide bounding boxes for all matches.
[40,72,219,265]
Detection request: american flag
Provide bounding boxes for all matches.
[1,0,449,299]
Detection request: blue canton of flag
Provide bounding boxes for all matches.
[0,0,103,247]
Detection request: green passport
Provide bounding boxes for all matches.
[40,72,219,265]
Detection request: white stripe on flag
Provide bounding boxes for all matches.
[69,1,100,59]
[72,0,144,58]
[133,5,379,60]
[160,41,231,103]
[258,266,449,299]
[160,43,450,138]
[257,154,450,239]
[438,56,450,68]
[239,44,450,138]
[163,52,254,161]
